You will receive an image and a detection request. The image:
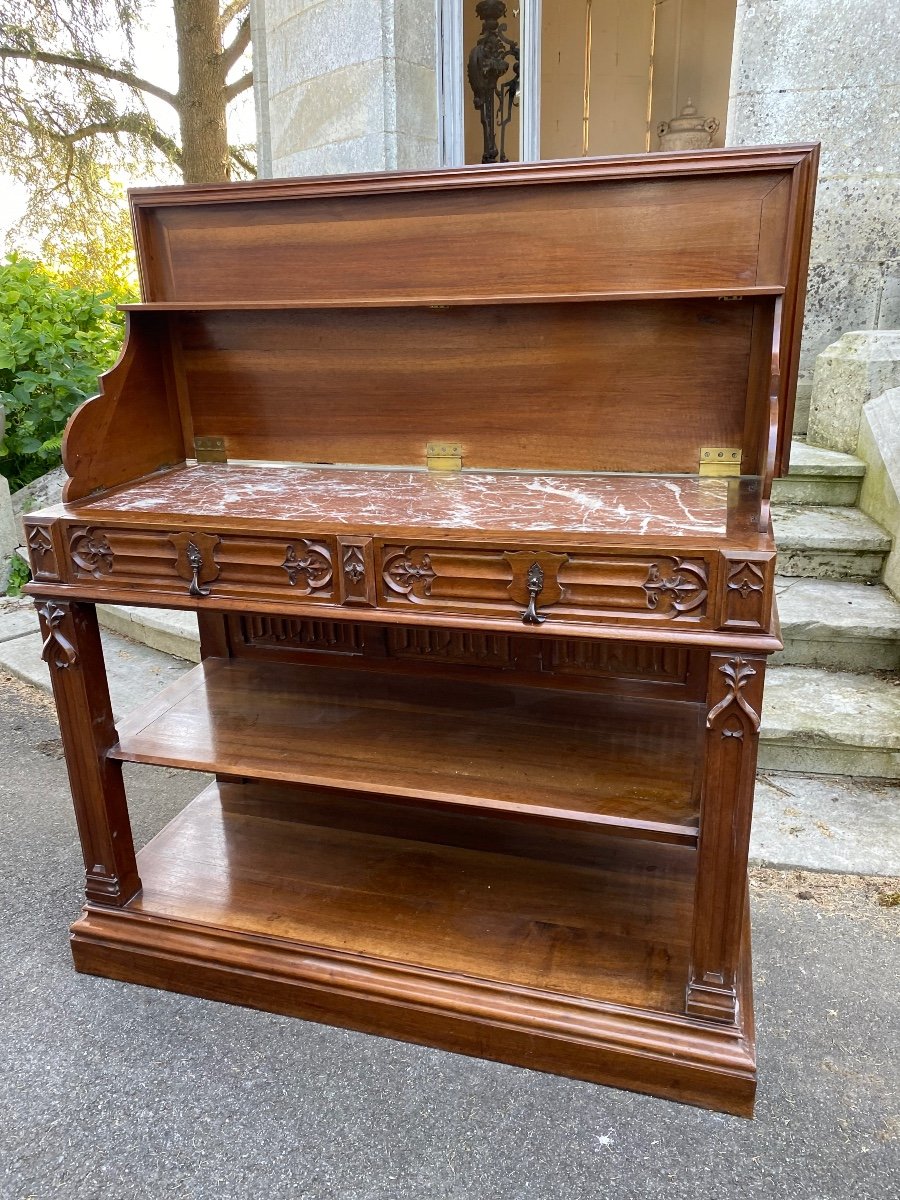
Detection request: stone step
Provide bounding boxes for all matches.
[774,577,900,671]
[772,441,866,506]
[97,604,200,663]
[771,504,892,581]
[759,665,900,779]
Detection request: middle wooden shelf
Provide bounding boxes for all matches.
[111,657,704,845]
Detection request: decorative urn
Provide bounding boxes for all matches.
[657,99,720,152]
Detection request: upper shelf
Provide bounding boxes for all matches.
[111,658,704,845]
[118,285,786,313]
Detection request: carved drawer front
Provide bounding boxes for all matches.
[63,525,336,603]
[377,544,713,627]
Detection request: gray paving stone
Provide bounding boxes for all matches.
[97,604,201,663]
[1,675,899,1200]
[0,597,39,644]
[785,442,867,476]
[751,771,899,874]
[0,625,193,719]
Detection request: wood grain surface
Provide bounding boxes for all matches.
[111,658,704,842]
[128,782,696,1012]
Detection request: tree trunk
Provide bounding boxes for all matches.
[172,0,230,183]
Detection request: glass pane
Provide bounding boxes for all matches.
[539,0,736,160]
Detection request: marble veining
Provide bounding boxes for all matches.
[77,465,731,536]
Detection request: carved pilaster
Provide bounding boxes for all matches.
[686,652,765,1023]
[35,600,140,906]
[24,520,62,581]
[338,536,375,606]
[717,552,774,631]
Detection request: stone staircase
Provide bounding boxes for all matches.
[764,442,899,778]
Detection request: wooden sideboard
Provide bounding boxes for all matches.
[25,146,818,1116]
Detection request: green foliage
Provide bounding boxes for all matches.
[0,254,127,491]
[5,551,30,597]
[23,171,140,296]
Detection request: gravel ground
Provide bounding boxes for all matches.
[0,669,897,1200]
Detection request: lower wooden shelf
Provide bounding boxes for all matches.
[70,780,756,1115]
[110,658,703,844]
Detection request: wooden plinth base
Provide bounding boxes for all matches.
[70,781,756,1116]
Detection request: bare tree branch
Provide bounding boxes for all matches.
[229,144,256,176]
[224,69,253,103]
[50,112,183,167]
[219,0,250,33]
[221,14,251,74]
[0,46,179,107]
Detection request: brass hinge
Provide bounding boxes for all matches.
[194,436,227,463]
[426,441,462,471]
[699,447,742,477]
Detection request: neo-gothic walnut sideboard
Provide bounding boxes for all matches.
[25,146,818,1116]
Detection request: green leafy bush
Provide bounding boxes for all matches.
[5,552,31,597]
[0,254,128,492]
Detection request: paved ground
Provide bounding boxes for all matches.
[1,669,898,1200]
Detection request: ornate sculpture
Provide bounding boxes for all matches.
[467,0,520,164]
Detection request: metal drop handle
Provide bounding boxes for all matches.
[187,540,211,598]
[521,561,546,625]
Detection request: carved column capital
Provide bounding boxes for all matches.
[37,600,79,670]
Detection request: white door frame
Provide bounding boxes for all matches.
[437,0,541,166]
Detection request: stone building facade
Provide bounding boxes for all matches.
[250,0,898,430]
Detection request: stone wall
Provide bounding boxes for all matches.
[252,0,440,177]
[726,0,900,431]
[857,388,900,598]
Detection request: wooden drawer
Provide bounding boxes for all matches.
[377,543,714,628]
[63,524,337,604]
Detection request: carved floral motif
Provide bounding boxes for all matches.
[27,526,53,561]
[69,529,114,577]
[383,549,437,597]
[281,542,333,591]
[727,560,765,600]
[706,656,761,738]
[642,559,708,614]
[37,601,78,670]
[343,545,366,585]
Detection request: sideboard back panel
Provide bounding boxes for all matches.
[137,173,789,304]
[177,299,769,473]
